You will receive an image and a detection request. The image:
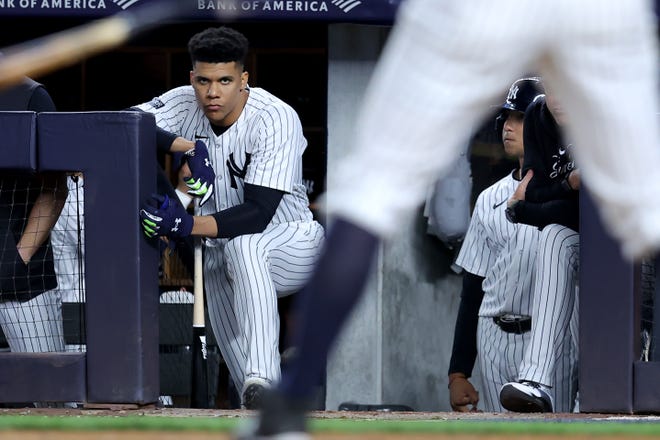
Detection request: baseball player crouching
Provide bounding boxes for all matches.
[138,27,325,409]
[499,87,580,413]
[448,78,577,412]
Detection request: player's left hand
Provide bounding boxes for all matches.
[183,140,215,207]
[140,194,193,239]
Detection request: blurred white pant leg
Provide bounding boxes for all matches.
[327,0,543,238]
[546,0,660,259]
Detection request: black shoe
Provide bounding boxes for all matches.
[500,380,554,413]
[234,389,309,440]
[242,383,267,410]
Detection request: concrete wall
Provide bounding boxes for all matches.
[324,24,482,412]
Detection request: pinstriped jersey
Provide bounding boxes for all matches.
[136,86,313,228]
[51,176,85,303]
[455,171,540,317]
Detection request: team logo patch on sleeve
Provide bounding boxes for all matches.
[149,98,165,109]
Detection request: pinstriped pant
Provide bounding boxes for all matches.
[0,288,65,353]
[204,221,324,395]
[478,316,577,412]
[519,224,579,405]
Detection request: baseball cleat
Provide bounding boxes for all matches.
[499,380,554,413]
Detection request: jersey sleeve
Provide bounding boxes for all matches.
[244,103,305,193]
[455,195,493,277]
[133,87,192,134]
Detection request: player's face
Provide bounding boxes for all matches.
[502,110,525,159]
[190,61,249,126]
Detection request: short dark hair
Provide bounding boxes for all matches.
[188,27,249,68]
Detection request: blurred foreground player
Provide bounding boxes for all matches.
[238,0,660,437]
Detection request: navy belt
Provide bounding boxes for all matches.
[493,314,531,334]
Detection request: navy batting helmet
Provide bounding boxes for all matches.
[501,77,544,113]
[495,77,544,133]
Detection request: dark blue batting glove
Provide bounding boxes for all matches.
[183,140,215,207]
[140,194,193,239]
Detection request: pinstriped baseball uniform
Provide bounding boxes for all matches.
[136,86,324,394]
[0,289,65,353]
[51,176,85,304]
[455,171,577,412]
[0,79,65,354]
[51,175,86,353]
[518,224,579,393]
[0,177,66,354]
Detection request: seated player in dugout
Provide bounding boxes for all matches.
[447,77,576,413]
[137,26,325,410]
[0,75,68,356]
[499,84,580,413]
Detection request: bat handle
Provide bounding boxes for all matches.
[193,198,204,327]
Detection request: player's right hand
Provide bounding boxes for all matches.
[183,140,215,207]
[448,373,480,412]
[140,194,193,239]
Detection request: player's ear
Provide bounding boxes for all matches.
[240,71,248,90]
[190,71,195,85]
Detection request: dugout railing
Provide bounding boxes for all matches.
[0,111,159,405]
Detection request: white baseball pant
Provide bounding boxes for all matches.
[203,221,324,395]
[518,224,580,400]
[0,288,65,353]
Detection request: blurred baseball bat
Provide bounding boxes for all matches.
[190,198,211,408]
[0,0,189,90]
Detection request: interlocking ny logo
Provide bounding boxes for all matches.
[506,85,519,104]
[227,152,252,189]
[331,0,362,13]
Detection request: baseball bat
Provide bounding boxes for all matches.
[0,0,189,90]
[190,198,211,409]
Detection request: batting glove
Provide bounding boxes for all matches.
[140,194,193,239]
[183,140,215,207]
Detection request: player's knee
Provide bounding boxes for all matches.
[223,235,265,267]
[539,223,580,262]
[540,224,578,245]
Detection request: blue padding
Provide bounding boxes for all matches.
[38,111,155,173]
[0,111,36,171]
[38,111,160,404]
